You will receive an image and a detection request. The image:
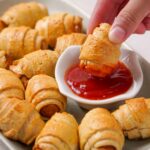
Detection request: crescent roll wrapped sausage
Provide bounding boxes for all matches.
[25,74,67,120]
[79,108,124,150]
[1,2,48,28]
[10,50,58,81]
[35,12,83,48]
[112,97,150,140]
[55,33,87,55]
[0,68,24,99]
[0,98,45,145]
[33,112,78,150]
[0,26,48,59]
[79,23,121,77]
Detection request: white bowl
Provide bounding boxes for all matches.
[55,45,143,110]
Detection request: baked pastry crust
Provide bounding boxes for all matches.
[9,50,58,79]
[0,51,12,68]
[1,2,48,28]
[79,23,121,77]
[25,74,67,120]
[112,97,150,139]
[33,112,78,150]
[79,108,124,150]
[55,33,87,55]
[0,51,7,68]
[0,98,45,145]
[0,68,24,99]
[35,12,83,48]
[0,26,48,59]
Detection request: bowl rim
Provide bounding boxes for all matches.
[55,44,143,105]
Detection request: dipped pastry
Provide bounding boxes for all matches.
[79,108,124,150]
[55,33,87,55]
[25,74,67,120]
[0,68,24,99]
[33,112,78,150]
[0,98,45,145]
[79,23,121,77]
[1,2,48,28]
[10,50,58,80]
[0,26,48,59]
[35,12,83,48]
[112,97,150,139]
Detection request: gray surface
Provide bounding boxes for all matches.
[0,140,9,150]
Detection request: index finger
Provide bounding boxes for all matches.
[88,0,125,34]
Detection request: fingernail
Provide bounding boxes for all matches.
[109,26,126,43]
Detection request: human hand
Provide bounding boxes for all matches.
[88,0,150,43]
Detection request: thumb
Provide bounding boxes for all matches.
[109,0,150,43]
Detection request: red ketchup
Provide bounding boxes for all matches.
[65,62,133,100]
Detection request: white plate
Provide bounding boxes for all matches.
[0,0,150,150]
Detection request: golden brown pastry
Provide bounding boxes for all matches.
[0,68,24,99]
[55,33,87,55]
[0,51,7,68]
[112,97,150,140]
[1,2,48,28]
[25,74,67,120]
[10,50,58,80]
[0,98,45,145]
[35,12,83,48]
[0,26,48,59]
[0,51,12,68]
[33,112,78,150]
[79,108,124,150]
[79,23,121,77]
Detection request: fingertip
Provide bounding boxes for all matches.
[87,0,121,34]
[87,23,94,34]
[109,26,126,43]
[87,13,102,34]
